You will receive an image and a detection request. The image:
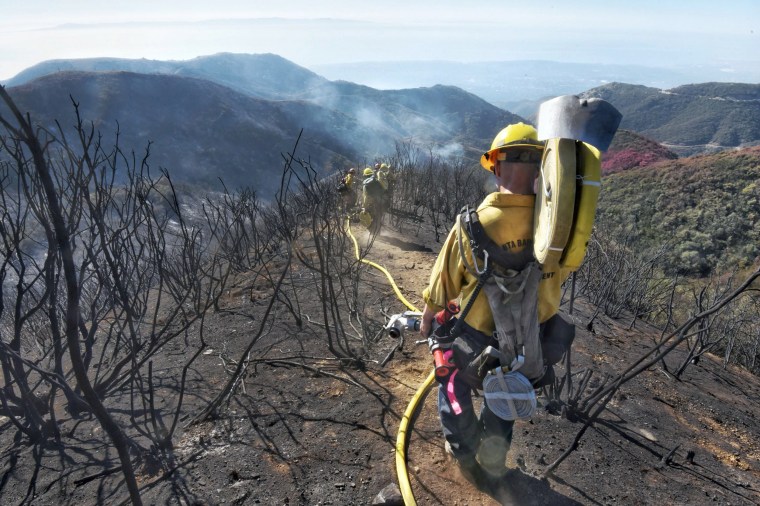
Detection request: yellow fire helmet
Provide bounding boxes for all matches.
[363,167,374,176]
[480,122,544,172]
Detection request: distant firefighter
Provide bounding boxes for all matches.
[359,167,387,232]
[337,167,358,211]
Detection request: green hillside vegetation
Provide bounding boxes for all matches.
[583,82,760,153]
[606,129,678,155]
[597,146,760,276]
[671,82,760,101]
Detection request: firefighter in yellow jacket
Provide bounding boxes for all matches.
[359,167,386,231]
[419,123,572,487]
[338,167,357,211]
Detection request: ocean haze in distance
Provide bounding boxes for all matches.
[2,0,758,87]
[310,60,760,114]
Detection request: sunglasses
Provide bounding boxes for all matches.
[496,149,542,163]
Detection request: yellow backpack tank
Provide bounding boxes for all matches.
[533,139,602,270]
[561,142,601,270]
[533,94,621,270]
[533,138,576,264]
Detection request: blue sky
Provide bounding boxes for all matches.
[2,0,758,80]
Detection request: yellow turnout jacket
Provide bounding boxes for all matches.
[422,192,572,336]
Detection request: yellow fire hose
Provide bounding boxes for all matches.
[347,219,418,313]
[395,372,436,506]
[346,219,434,506]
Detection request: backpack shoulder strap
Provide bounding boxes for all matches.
[459,206,534,273]
[457,205,480,278]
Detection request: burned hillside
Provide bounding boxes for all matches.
[1,86,759,506]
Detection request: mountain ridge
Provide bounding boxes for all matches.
[3,53,329,101]
[7,53,760,156]
[4,66,521,194]
[4,70,355,194]
[582,82,760,156]
[603,129,679,175]
[5,54,760,195]
[310,58,760,105]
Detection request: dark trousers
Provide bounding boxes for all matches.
[438,369,514,473]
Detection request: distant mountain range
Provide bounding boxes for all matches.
[3,53,760,194]
[4,53,328,101]
[310,60,760,110]
[581,82,760,157]
[3,54,521,194]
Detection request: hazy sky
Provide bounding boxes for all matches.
[2,0,759,81]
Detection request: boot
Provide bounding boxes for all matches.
[445,441,485,486]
